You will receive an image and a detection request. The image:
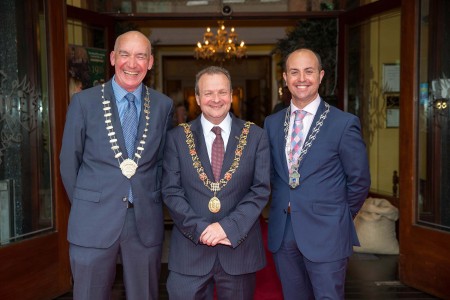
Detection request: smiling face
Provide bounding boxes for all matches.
[195,72,232,125]
[110,31,154,92]
[283,49,325,108]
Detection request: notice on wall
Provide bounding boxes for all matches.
[383,64,400,93]
[69,45,107,89]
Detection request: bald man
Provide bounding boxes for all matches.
[264,48,370,299]
[60,31,174,300]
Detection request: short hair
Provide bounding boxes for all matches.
[284,48,323,71]
[195,66,232,95]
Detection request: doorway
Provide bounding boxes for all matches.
[161,55,272,127]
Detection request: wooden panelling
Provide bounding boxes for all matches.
[47,0,72,296]
[0,233,63,299]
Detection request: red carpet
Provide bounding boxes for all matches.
[254,217,283,299]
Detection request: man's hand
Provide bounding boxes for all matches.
[199,222,231,246]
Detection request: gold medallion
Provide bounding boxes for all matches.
[120,158,138,179]
[208,196,221,213]
[180,122,252,214]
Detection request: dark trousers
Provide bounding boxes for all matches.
[69,208,162,300]
[273,215,348,300]
[167,257,256,300]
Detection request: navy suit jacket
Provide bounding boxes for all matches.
[60,79,173,248]
[162,115,270,276]
[264,100,370,263]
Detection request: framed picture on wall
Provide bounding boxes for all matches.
[385,93,400,128]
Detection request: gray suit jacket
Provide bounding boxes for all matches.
[60,79,173,248]
[162,115,270,276]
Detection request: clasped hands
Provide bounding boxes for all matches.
[199,222,231,246]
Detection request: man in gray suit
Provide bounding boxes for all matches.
[162,66,270,300]
[60,31,173,300]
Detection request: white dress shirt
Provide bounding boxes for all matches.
[200,113,232,163]
[285,96,321,169]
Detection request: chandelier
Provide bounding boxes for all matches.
[194,21,247,63]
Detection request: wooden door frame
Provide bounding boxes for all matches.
[399,1,450,297]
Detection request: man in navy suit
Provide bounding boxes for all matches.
[60,31,173,300]
[264,48,370,299]
[162,66,270,300]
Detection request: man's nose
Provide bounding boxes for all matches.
[128,57,137,68]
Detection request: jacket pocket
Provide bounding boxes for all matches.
[73,187,101,203]
[312,203,344,216]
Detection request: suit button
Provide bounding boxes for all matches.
[122,197,128,202]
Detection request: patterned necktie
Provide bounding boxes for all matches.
[211,126,224,182]
[290,110,307,170]
[122,93,138,158]
[123,93,138,203]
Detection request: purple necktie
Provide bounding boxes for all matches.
[211,126,224,182]
[290,110,307,170]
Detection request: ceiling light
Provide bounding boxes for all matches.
[194,21,247,63]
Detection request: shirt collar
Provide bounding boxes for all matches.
[290,95,321,116]
[200,113,232,135]
[112,75,143,103]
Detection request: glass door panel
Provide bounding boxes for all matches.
[347,9,401,198]
[417,0,450,230]
[0,0,53,246]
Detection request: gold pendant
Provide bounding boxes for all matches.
[120,158,138,179]
[208,196,221,213]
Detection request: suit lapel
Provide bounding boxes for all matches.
[103,81,129,159]
[277,109,290,179]
[190,117,215,181]
[298,99,326,172]
[222,115,243,178]
[136,85,148,149]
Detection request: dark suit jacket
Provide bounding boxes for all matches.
[162,114,270,276]
[264,99,370,263]
[60,79,173,248]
